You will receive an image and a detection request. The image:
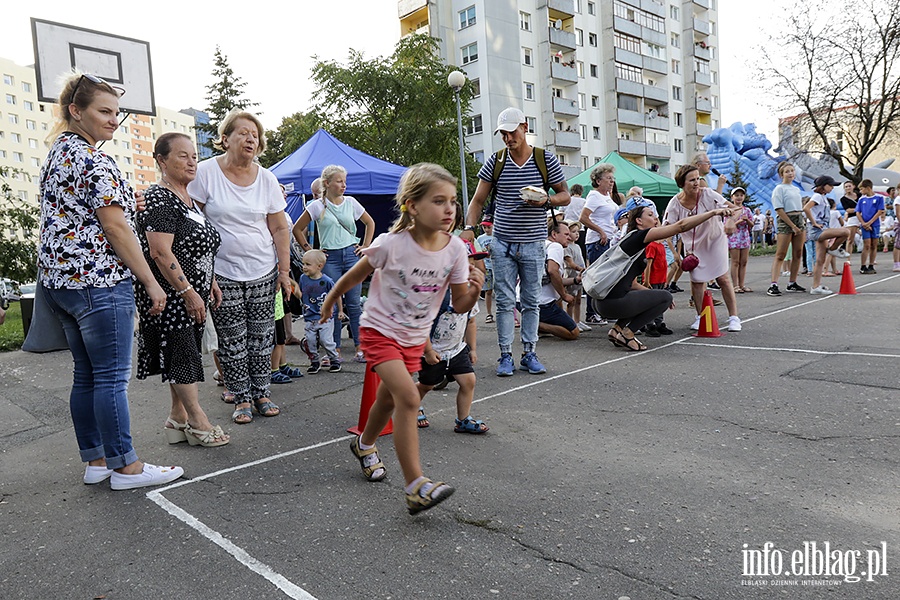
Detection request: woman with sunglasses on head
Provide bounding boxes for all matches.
[38,73,183,490]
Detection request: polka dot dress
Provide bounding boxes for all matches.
[135,185,221,384]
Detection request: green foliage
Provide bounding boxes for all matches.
[200,46,260,156]
[264,35,480,194]
[0,300,24,352]
[0,167,39,283]
[727,158,759,209]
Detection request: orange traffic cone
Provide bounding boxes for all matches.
[838,261,857,295]
[348,367,393,436]
[693,290,724,337]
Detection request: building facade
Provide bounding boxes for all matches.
[399,0,721,179]
[0,56,200,213]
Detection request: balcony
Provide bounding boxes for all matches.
[549,26,576,50]
[692,0,710,9]
[553,96,578,117]
[618,139,646,156]
[693,43,711,61]
[616,77,644,96]
[696,123,712,137]
[693,18,711,36]
[554,130,582,149]
[641,29,666,47]
[613,15,641,38]
[551,62,578,84]
[643,84,668,104]
[541,0,575,16]
[694,70,711,87]
[397,0,426,18]
[618,108,645,128]
[696,97,712,113]
[640,0,666,17]
[615,47,643,69]
[646,143,671,158]
[643,55,667,74]
[645,115,670,130]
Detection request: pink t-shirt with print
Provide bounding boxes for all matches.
[361,230,470,347]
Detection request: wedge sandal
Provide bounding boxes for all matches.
[350,436,387,481]
[406,478,455,514]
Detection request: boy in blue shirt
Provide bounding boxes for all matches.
[857,179,885,274]
[299,250,341,373]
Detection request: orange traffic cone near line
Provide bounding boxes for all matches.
[348,367,393,436]
[839,261,858,295]
[693,290,724,337]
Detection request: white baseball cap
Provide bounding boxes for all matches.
[494,107,526,135]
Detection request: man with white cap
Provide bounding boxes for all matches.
[463,107,570,377]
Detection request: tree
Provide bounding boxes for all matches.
[728,158,759,210]
[0,167,39,282]
[295,34,479,194]
[200,46,259,156]
[756,0,900,181]
[260,111,322,168]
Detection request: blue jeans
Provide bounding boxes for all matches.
[323,245,361,350]
[43,280,139,469]
[585,240,610,319]
[804,237,817,271]
[491,238,545,354]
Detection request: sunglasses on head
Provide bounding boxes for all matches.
[72,73,126,100]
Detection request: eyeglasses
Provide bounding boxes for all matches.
[71,73,125,101]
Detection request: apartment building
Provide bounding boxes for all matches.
[398,0,721,178]
[0,56,199,212]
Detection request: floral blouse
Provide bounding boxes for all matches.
[38,132,135,289]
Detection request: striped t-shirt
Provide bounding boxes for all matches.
[477,149,565,243]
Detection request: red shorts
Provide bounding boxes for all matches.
[359,327,426,374]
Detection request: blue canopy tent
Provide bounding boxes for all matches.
[269,129,408,239]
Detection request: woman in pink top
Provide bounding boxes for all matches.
[320,163,484,515]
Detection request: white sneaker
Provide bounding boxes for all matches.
[781,270,791,276]
[809,286,833,295]
[577,321,592,332]
[691,315,701,331]
[110,463,184,490]
[727,315,742,332]
[827,248,851,258]
[83,465,114,485]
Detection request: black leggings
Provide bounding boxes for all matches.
[595,289,672,333]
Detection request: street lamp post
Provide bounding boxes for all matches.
[447,70,469,217]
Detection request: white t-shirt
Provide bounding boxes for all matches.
[829,209,842,229]
[582,190,619,244]
[752,213,765,231]
[539,240,565,305]
[431,303,479,361]
[807,193,830,230]
[564,195,587,226]
[188,158,287,281]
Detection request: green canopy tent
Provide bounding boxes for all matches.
[567,151,679,213]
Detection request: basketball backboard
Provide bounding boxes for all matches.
[31,18,155,115]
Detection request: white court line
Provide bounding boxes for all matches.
[146,272,900,598]
[677,341,900,359]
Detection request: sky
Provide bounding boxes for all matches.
[0,1,784,140]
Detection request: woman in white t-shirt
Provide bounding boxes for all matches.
[292,165,375,362]
[579,163,620,323]
[188,111,292,424]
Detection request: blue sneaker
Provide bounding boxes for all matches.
[496,353,515,377]
[519,351,546,374]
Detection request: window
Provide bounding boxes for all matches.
[590,64,599,78]
[592,126,601,139]
[672,85,682,101]
[520,11,531,31]
[3,74,12,85]
[671,59,680,74]
[615,62,641,82]
[459,6,476,29]
[671,33,680,48]
[618,130,632,140]
[674,139,684,153]
[695,60,710,74]
[711,70,718,84]
[31,157,40,167]
[461,43,478,65]
[11,132,20,143]
[124,156,132,165]
[617,94,639,111]
[710,21,717,35]
[575,29,583,46]
[670,5,679,20]
[588,1,596,15]
[673,112,683,127]
[471,78,481,97]
[524,82,535,101]
[712,95,719,108]
[577,61,585,78]
[23,101,33,111]
[28,138,37,148]
[13,151,23,162]
[591,95,600,108]
[0,150,5,158]
[123,141,130,150]
[18,190,28,201]
[6,94,15,105]
[580,125,587,141]
[523,47,533,66]
[614,1,665,33]
[465,114,483,135]
[588,33,597,47]
[472,150,485,164]
[526,117,537,134]
[644,43,664,59]
[578,93,586,110]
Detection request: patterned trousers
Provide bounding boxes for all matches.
[212,268,277,403]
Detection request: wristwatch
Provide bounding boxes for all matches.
[463,225,477,232]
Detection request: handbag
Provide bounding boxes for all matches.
[582,230,644,300]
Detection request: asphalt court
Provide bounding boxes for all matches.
[2,257,899,599]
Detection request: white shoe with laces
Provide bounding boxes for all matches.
[727,315,742,332]
[110,463,184,490]
[809,286,833,295]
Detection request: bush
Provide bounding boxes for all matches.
[0,301,24,351]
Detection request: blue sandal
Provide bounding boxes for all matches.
[279,364,304,378]
[254,400,280,417]
[232,404,252,424]
[454,416,489,434]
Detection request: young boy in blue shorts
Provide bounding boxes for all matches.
[857,179,884,274]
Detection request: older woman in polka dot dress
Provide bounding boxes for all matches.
[135,133,229,447]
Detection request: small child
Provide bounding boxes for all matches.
[299,250,341,373]
[642,236,673,336]
[321,163,483,515]
[270,285,304,384]
[563,221,588,331]
[476,220,494,323]
[416,288,487,434]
